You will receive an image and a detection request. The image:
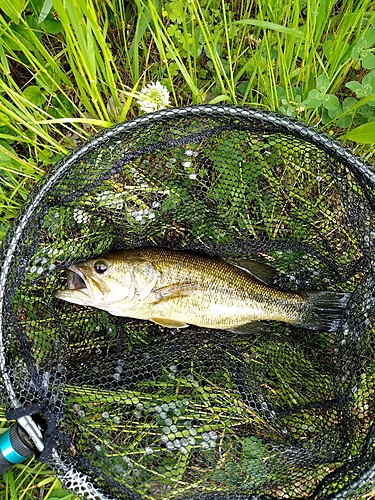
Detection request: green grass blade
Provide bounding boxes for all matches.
[234,18,304,38]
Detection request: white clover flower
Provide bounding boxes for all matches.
[185,149,199,157]
[73,208,91,224]
[136,81,170,113]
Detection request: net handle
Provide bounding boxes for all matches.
[0,422,37,473]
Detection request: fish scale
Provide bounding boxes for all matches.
[137,247,304,327]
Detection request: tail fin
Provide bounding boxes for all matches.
[298,291,350,332]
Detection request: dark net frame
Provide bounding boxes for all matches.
[0,105,375,499]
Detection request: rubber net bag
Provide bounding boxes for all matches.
[0,105,375,499]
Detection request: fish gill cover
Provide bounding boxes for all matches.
[0,105,375,499]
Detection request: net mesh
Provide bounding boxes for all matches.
[1,105,375,499]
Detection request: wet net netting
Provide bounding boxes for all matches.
[1,105,375,499]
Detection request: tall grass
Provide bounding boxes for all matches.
[1,0,375,497]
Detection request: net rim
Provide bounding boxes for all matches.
[0,104,374,499]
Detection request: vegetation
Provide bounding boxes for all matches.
[1,0,375,497]
[0,0,374,236]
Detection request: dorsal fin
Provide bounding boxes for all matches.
[227,258,279,287]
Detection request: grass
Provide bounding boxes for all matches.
[1,0,375,498]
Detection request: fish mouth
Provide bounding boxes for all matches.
[66,265,89,295]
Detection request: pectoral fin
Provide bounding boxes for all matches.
[150,318,189,328]
[153,283,196,303]
[134,262,161,300]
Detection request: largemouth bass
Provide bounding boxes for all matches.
[55,247,349,333]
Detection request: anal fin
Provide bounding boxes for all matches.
[228,321,274,335]
[150,318,189,328]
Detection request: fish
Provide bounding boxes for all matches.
[55,246,350,333]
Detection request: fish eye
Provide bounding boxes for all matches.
[94,261,107,274]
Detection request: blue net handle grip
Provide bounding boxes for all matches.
[0,423,36,474]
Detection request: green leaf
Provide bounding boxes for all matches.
[167,61,179,77]
[165,0,184,23]
[243,437,265,459]
[302,89,323,109]
[327,103,342,118]
[0,149,14,167]
[362,27,375,48]
[342,97,357,112]
[208,94,232,104]
[362,52,375,70]
[28,0,42,16]
[49,95,75,118]
[1,0,26,23]
[280,104,295,117]
[351,28,375,68]
[276,85,287,99]
[23,15,41,42]
[48,490,76,500]
[0,44,10,74]
[38,0,53,23]
[0,125,13,144]
[40,18,63,34]
[316,74,330,93]
[336,115,352,129]
[321,93,339,111]
[234,19,304,38]
[346,122,375,143]
[0,112,11,125]
[362,70,375,89]
[345,80,363,96]
[22,86,46,106]
[322,39,334,59]
[0,141,16,153]
[361,104,375,119]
